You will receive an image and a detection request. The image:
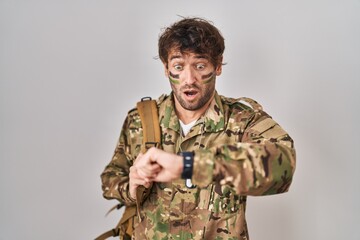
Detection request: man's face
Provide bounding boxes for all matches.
[164,50,222,111]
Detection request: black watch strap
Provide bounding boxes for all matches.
[180,152,194,179]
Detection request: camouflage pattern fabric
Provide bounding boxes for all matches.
[101,91,296,240]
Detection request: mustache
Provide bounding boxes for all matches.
[180,84,200,91]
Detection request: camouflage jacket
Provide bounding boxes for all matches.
[101,92,296,240]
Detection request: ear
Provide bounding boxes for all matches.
[215,65,222,76]
[215,56,223,76]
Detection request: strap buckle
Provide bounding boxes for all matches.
[111,228,120,237]
[141,96,152,101]
[145,142,159,150]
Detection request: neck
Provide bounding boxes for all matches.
[174,92,215,124]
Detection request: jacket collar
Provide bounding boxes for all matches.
[158,91,225,134]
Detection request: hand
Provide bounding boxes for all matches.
[139,147,183,182]
[129,153,159,200]
[129,148,184,199]
[129,166,151,200]
[134,152,161,181]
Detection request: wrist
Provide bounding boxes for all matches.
[127,184,137,202]
[179,151,194,179]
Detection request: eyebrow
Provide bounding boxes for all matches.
[169,54,209,61]
[169,55,182,61]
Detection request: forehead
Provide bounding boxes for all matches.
[167,49,209,62]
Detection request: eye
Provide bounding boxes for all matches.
[196,63,206,70]
[174,64,183,71]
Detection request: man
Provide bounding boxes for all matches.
[101,17,296,239]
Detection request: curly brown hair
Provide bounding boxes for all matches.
[158,17,225,67]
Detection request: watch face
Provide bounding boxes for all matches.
[185,179,197,189]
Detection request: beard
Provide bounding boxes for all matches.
[171,81,215,111]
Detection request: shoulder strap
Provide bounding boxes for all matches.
[136,97,161,153]
[135,97,161,221]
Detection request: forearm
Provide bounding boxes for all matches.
[192,139,295,195]
[101,161,136,205]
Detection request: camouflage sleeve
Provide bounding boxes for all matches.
[192,111,296,196]
[100,115,136,206]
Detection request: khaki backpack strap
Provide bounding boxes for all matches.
[135,97,161,221]
[94,229,120,240]
[136,97,161,153]
[119,205,136,237]
[95,205,136,240]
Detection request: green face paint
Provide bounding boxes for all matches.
[169,71,180,84]
[201,72,216,84]
[169,76,180,84]
[168,71,215,84]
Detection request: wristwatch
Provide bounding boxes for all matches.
[179,151,194,179]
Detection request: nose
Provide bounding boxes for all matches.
[182,67,197,85]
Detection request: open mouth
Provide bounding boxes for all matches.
[184,90,198,97]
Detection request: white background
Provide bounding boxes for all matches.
[1,0,359,239]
